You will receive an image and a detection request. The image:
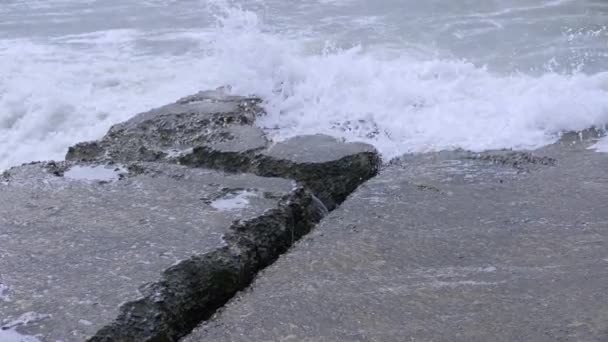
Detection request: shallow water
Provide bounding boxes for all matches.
[1,0,607,169]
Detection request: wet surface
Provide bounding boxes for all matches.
[187,143,608,342]
[0,162,294,341]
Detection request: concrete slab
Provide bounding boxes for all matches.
[181,134,380,210]
[254,135,379,210]
[0,161,305,341]
[66,89,380,210]
[65,88,266,164]
[1,90,381,341]
[185,144,608,342]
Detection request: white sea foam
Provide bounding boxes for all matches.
[199,4,608,158]
[1,1,608,171]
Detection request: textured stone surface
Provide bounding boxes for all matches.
[1,90,381,341]
[66,90,380,210]
[255,135,379,210]
[186,143,608,342]
[0,161,312,341]
[66,88,266,164]
[182,134,380,210]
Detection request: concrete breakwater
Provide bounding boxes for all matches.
[2,88,608,342]
[186,133,608,342]
[0,89,380,341]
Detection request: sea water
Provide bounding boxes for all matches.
[1,0,607,170]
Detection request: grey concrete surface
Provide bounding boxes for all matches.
[66,89,381,211]
[181,133,380,211]
[261,135,375,164]
[0,161,296,341]
[185,142,608,342]
[65,88,266,164]
[1,90,381,341]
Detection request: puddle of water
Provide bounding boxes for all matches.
[64,165,126,182]
[0,328,42,342]
[210,190,258,211]
[0,283,9,302]
[1,312,48,342]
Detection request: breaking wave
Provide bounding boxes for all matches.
[1,2,608,170]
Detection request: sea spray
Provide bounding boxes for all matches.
[1,0,608,170]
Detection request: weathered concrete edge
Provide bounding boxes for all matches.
[88,186,326,342]
[84,147,380,341]
[179,147,381,210]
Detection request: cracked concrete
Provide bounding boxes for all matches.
[0,90,380,341]
[186,142,608,342]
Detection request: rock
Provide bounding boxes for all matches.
[182,134,380,210]
[66,88,265,164]
[0,161,324,342]
[2,90,381,341]
[67,89,380,209]
[184,144,608,342]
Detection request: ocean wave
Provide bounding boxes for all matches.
[1,2,607,170]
